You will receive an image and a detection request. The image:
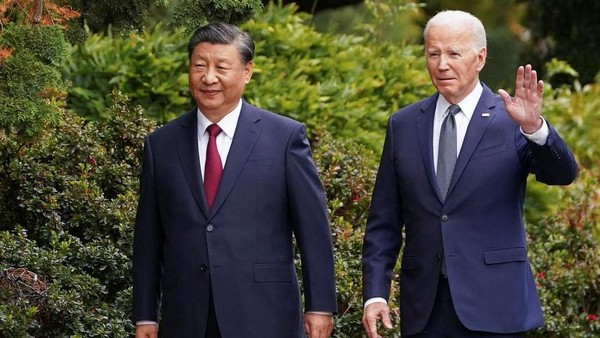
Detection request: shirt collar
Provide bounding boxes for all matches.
[197,99,242,139]
[436,82,483,121]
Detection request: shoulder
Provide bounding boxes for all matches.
[389,94,437,124]
[242,101,304,131]
[147,109,196,140]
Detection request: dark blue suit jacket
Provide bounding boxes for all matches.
[362,84,577,335]
[133,101,337,337]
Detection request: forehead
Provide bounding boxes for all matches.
[190,42,241,62]
[425,23,472,49]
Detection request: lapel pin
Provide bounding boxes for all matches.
[482,112,490,117]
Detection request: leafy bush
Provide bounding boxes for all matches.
[527,170,600,338]
[0,91,156,337]
[169,0,263,33]
[0,24,68,140]
[63,24,191,123]
[63,2,434,151]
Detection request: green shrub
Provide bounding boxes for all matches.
[526,170,600,338]
[169,0,263,33]
[243,2,432,151]
[0,91,155,337]
[0,24,68,140]
[63,24,191,123]
[63,2,434,151]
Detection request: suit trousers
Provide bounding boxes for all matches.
[405,277,524,338]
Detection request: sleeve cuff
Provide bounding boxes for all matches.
[306,311,333,316]
[521,117,549,145]
[364,297,387,308]
[136,321,158,326]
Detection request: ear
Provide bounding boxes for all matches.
[244,61,254,84]
[476,47,487,72]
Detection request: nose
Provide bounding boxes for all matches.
[202,67,218,84]
[438,54,450,70]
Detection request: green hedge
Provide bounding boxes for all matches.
[64,2,433,152]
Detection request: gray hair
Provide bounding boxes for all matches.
[187,22,255,64]
[424,10,487,52]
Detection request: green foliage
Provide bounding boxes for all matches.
[312,133,402,336]
[243,2,433,151]
[69,0,163,34]
[0,24,68,140]
[62,2,433,151]
[63,24,191,123]
[526,170,600,338]
[541,61,600,175]
[170,0,263,33]
[0,91,156,337]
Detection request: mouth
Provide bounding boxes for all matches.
[201,89,221,96]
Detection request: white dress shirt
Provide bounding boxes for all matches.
[197,100,241,178]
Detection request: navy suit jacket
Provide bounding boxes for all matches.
[133,101,337,337]
[362,84,577,335]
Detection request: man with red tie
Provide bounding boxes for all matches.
[132,22,337,338]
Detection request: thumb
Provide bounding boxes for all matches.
[497,89,511,103]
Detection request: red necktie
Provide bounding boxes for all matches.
[204,124,223,209]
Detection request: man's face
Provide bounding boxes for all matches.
[425,23,486,104]
[188,42,253,121]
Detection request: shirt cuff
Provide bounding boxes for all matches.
[136,321,158,326]
[520,117,549,145]
[364,297,387,308]
[306,311,333,316]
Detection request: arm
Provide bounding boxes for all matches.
[132,137,164,325]
[286,124,337,336]
[361,118,403,337]
[499,64,577,184]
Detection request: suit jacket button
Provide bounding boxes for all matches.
[200,264,208,271]
[206,224,214,232]
[441,215,449,222]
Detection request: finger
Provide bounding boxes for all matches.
[381,311,393,329]
[363,315,380,338]
[515,65,524,90]
[530,66,538,88]
[537,79,544,96]
[524,64,532,90]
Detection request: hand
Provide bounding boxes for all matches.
[498,64,544,134]
[135,323,158,338]
[362,302,393,338]
[304,313,334,338]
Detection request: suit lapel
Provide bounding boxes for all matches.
[209,101,262,215]
[416,95,442,200]
[446,86,497,198]
[176,109,211,216]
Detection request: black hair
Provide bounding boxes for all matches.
[187,22,255,63]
